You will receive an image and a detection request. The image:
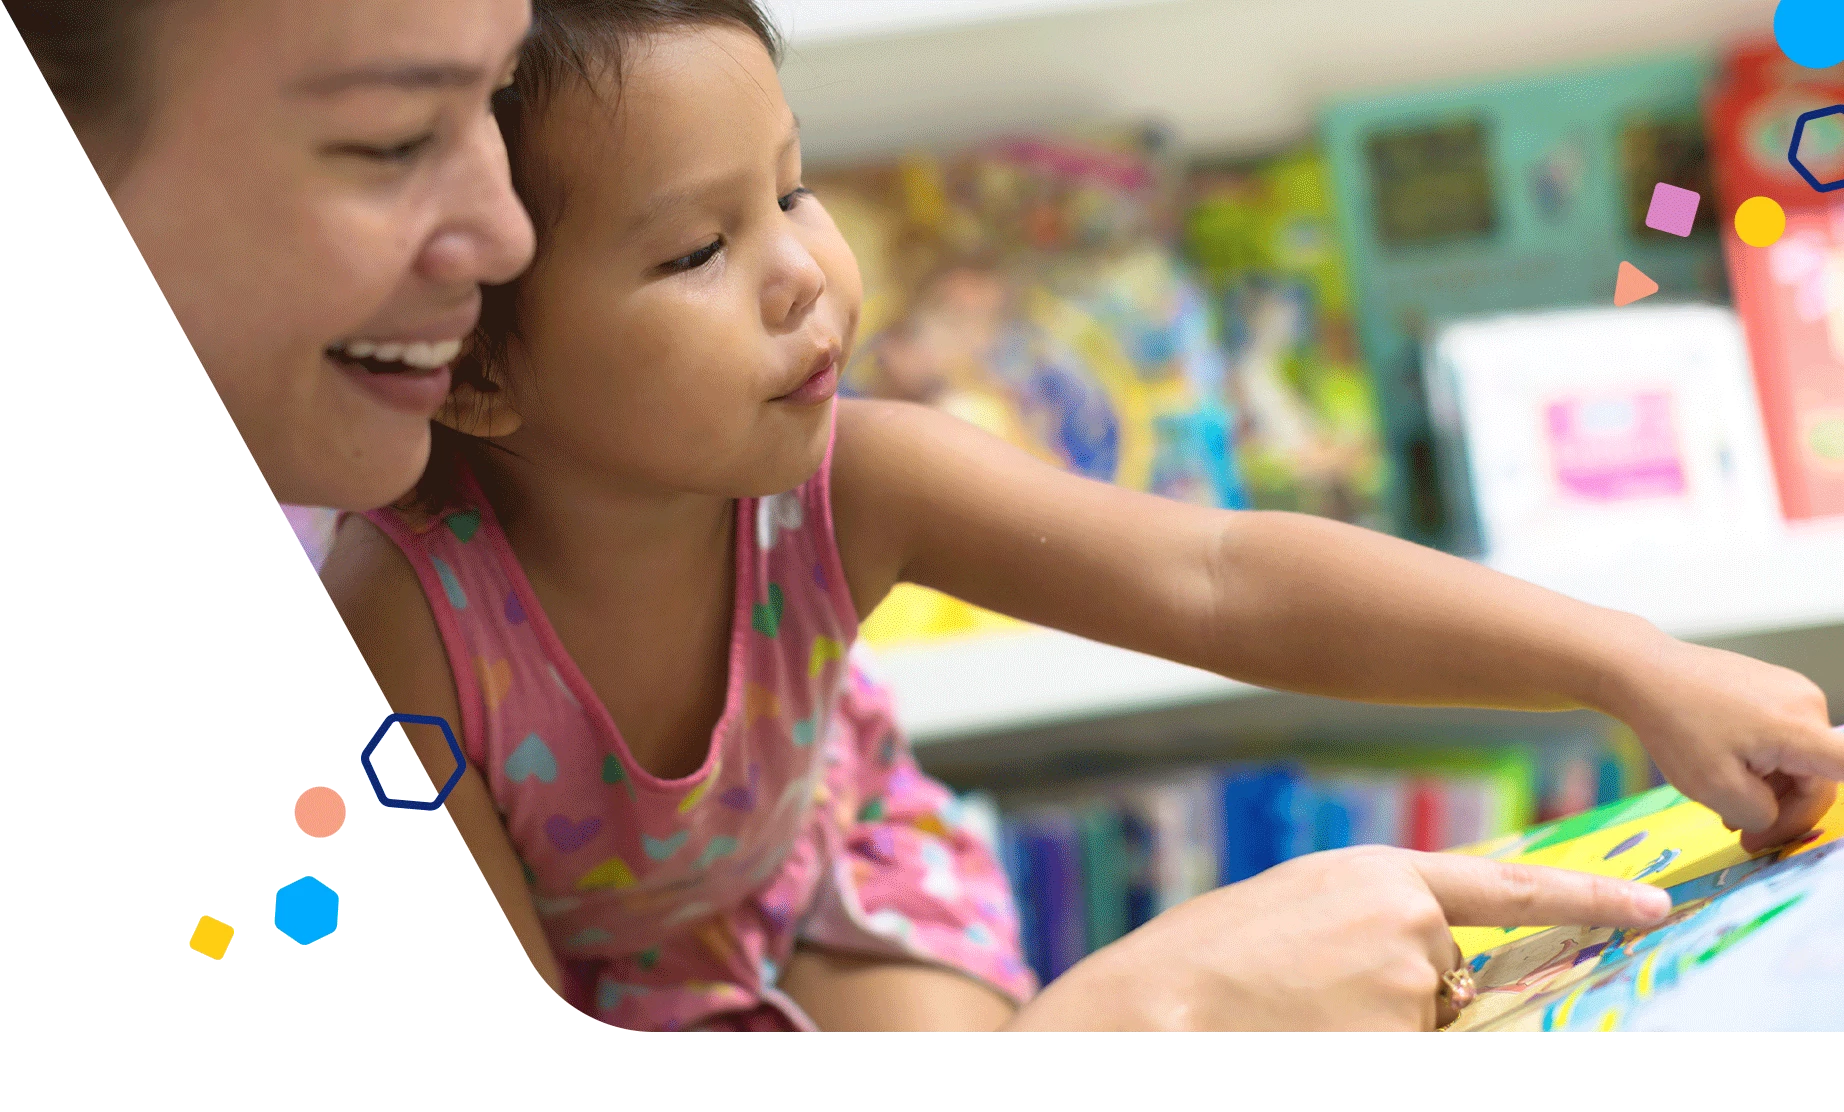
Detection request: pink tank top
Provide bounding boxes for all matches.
[362,415,1033,1029]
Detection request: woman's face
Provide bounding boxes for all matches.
[109,0,536,509]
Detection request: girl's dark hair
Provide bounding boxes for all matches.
[416,0,782,513]
[5,0,161,178]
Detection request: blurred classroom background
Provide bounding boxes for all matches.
[754,0,1844,986]
[278,0,1844,988]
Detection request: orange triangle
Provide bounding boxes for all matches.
[1614,261,1659,307]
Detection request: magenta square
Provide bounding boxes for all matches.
[1644,182,1700,237]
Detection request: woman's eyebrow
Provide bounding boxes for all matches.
[288,61,490,97]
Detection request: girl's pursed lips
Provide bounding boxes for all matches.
[772,340,842,400]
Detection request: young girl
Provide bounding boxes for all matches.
[322,0,1844,1031]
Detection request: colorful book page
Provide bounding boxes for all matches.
[1450,784,1844,958]
[1456,837,1844,1031]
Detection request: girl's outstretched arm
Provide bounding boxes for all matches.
[830,398,1844,849]
[321,516,566,996]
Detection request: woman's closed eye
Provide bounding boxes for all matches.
[328,133,439,165]
[778,186,812,213]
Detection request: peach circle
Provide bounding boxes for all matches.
[294,787,346,838]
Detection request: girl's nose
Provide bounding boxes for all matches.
[765,236,827,330]
[416,113,537,289]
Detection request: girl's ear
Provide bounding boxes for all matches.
[433,347,524,439]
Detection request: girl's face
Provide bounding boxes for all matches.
[488,25,863,500]
[109,0,536,510]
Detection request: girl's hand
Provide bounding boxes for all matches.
[1600,635,1844,853]
[1003,846,1671,1032]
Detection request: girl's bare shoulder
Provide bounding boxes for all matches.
[318,514,459,717]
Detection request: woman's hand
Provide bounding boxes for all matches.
[1597,636,1844,853]
[1003,846,1671,1031]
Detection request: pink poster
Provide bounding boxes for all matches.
[1544,392,1687,502]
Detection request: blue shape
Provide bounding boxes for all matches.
[274,876,339,945]
[504,732,557,784]
[1775,0,1844,70]
[1632,846,1682,882]
[1788,105,1844,193]
[360,713,466,811]
[431,557,468,609]
[791,714,817,746]
[1604,831,1647,860]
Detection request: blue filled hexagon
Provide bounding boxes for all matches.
[274,876,339,945]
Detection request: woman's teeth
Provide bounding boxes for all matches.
[328,338,463,372]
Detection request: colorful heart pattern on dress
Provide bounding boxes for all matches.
[576,855,637,891]
[505,732,557,783]
[751,583,784,637]
[792,713,818,746]
[476,657,513,711]
[643,831,689,861]
[544,814,603,853]
[596,981,650,1010]
[755,491,803,550]
[503,589,526,625]
[695,836,739,869]
[433,557,468,610]
[662,900,713,928]
[808,635,844,678]
[566,926,612,949]
[445,509,482,543]
[910,811,951,840]
[676,760,720,815]
[744,683,782,725]
[534,894,582,917]
[718,764,760,811]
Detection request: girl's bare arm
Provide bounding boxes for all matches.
[830,398,1843,849]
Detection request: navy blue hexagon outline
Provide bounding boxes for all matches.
[1789,105,1844,193]
[361,713,466,810]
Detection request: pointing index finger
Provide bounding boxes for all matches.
[1407,852,1672,929]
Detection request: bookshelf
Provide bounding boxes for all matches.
[771,0,1835,769]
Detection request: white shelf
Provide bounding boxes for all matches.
[778,0,1772,163]
[765,0,1159,47]
[878,520,1844,745]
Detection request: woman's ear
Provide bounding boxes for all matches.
[433,350,524,439]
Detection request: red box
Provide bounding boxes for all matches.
[1710,42,1844,519]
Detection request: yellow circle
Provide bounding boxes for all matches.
[1735,196,1787,248]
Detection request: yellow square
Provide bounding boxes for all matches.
[189,916,234,960]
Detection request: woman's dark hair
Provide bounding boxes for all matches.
[5,0,162,178]
[416,0,782,512]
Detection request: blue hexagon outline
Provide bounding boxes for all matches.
[274,875,339,945]
[1789,105,1844,193]
[361,712,466,810]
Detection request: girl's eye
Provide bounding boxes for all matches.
[778,186,813,213]
[333,133,437,164]
[664,238,723,273]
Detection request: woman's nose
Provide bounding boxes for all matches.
[416,114,536,288]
